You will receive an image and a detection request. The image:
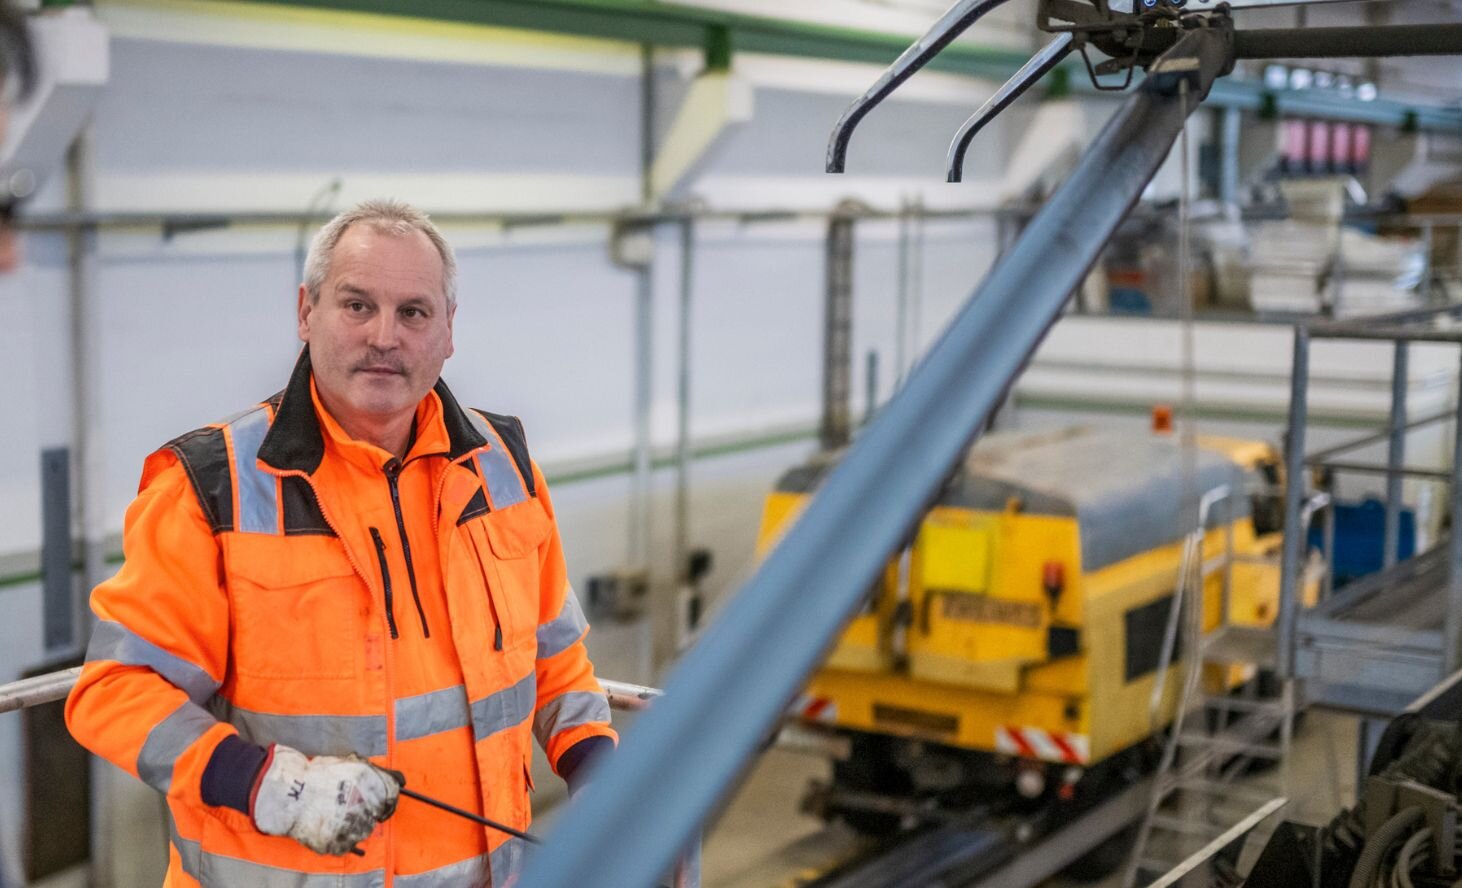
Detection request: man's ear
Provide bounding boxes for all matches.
[446,301,455,359]
[297,285,312,342]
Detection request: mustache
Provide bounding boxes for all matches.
[352,352,406,374]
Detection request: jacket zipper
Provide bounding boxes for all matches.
[369,527,400,640]
[272,467,400,880]
[384,459,431,638]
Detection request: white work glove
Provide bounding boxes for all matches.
[250,744,402,856]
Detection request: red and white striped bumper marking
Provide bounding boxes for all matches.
[995,726,1090,764]
[793,695,839,723]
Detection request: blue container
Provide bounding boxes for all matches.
[1308,496,1416,588]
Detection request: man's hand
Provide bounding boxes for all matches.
[250,745,401,855]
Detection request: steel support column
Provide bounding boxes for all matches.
[1447,350,1462,673]
[519,27,1231,888]
[70,123,113,888]
[673,219,694,589]
[40,449,74,654]
[821,210,855,451]
[1276,326,1311,681]
[1384,342,1408,569]
[672,220,696,654]
[631,266,653,576]
[1219,106,1241,207]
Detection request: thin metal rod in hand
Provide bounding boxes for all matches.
[400,787,541,844]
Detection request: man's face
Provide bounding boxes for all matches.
[298,224,455,429]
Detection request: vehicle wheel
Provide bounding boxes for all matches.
[828,734,913,836]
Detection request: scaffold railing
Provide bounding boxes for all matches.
[0,668,661,720]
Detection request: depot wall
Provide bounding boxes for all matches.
[0,22,1022,883]
[0,6,1447,884]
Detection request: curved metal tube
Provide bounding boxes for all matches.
[826,0,1014,173]
[947,32,1074,182]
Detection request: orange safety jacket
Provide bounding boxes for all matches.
[66,348,616,887]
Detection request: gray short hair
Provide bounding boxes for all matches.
[303,198,457,307]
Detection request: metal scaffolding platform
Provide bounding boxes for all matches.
[1283,305,1462,719]
[1299,543,1453,715]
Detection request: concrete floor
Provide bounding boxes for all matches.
[700,748,853,888]
[698,708,1362,888]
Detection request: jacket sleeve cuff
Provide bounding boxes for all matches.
[556,735,614,796]
[200,735,269,815]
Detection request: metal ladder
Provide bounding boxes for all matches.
[1124,488,1325,887]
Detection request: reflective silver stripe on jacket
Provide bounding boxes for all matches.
[209,678,530,756]
[395,685,471,742]
[490,837,532,887]
[171,818,387,888]
[472,672,536,741]
[137,701,215,793]
[229,407,279,534]
[209,699,388,759]
[396,851,491,887]
[85,620,220,704]
[536,589,588,660]
[532,690,612,751]
[465,411,528,510]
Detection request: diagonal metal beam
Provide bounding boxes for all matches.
[518,25,1231,888]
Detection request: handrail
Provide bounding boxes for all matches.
[1147,484,1234,733]
[520,26,1235,888]
[0,668,660,717]
[1304,410,1452,467]
[0,665,81,714]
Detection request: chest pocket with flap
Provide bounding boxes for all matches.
[224,533,363,680]
[462,496,554,656]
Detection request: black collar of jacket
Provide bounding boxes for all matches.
[258,346,489,475]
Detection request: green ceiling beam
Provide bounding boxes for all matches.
[228,0,1462,135]
[231,0,1034,79]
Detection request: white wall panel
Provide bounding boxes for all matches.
[0,8,1375,880]
[447,240,641,462]
[0,273,45,559]
[96,40,644,182]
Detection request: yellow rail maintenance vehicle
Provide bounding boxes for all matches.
[756,425,1294,862]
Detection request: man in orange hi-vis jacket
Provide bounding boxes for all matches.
[66,199,617,887]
